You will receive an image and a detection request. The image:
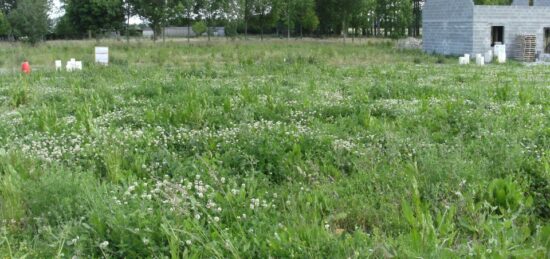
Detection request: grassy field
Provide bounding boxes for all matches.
[0,40,549,258]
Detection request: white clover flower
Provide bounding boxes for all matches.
[99,241,109,249]
[213,217,220,222]
[186,240,192,245]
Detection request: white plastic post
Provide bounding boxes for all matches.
[494,44,506,63]
[484,50,493,63]
[75,61,83,71]
[55,60,62,71]
[95,47,109,65]
[66,59,77,72]
[459,57,466,65]
[476,54,485,66]
[498,51,506,64]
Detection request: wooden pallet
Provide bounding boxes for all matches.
[514,34,537,62]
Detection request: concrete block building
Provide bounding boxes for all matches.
[423,0,550,58]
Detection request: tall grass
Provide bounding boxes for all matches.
[0,40,548,257]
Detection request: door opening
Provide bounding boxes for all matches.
[545,28,550,54]
[491,26,504,47]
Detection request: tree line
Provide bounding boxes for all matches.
[1,0,510,44]
[70,0,423,41]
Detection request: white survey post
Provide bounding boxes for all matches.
[494,44,506,63]
[55,60,62,71]
[95,47,109,65]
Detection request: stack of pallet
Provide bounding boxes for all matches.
[514,34,537,62]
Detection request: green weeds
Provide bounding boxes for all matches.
[0,40,548,257]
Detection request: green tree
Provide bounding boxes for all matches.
[241,0,253,38]
[130,0,178,41]
[278,0,294,39]
[251,0,278,40]
[225,20,239,39]
[0,11,10,38]
[192,20,207,36]
[376,0,412,38]
[64,0,125,39]
[219,0,253,39]
[387,0,412,38]
[196,0,226,41]
[54,15,79,39]
[350,0,376,37]
[315,0,338,35]
[123,0,134,43]
[0,0,16,14]
[301,8,319,36]
[8,0,49,45]
[410,0,423,37]
[278,0,317,39]
[181,0,196,43]
[223,0,243,39]
[337,0,364,42]
[294,0,317,37]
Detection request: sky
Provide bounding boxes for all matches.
[50,0,143,25]
[50,0,63,19]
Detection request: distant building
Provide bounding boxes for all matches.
[423,0,550,58]
[142,27,225,38]
[142,28,154,38]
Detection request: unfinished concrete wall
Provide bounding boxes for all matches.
[512,0,530,5]
[423,0,475,55]
[535,0,550,6]
[472,6,550,56]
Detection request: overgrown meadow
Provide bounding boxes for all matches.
[0,40,549,258]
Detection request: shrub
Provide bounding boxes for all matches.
[192,21,207,37]
[225,21,238,39]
